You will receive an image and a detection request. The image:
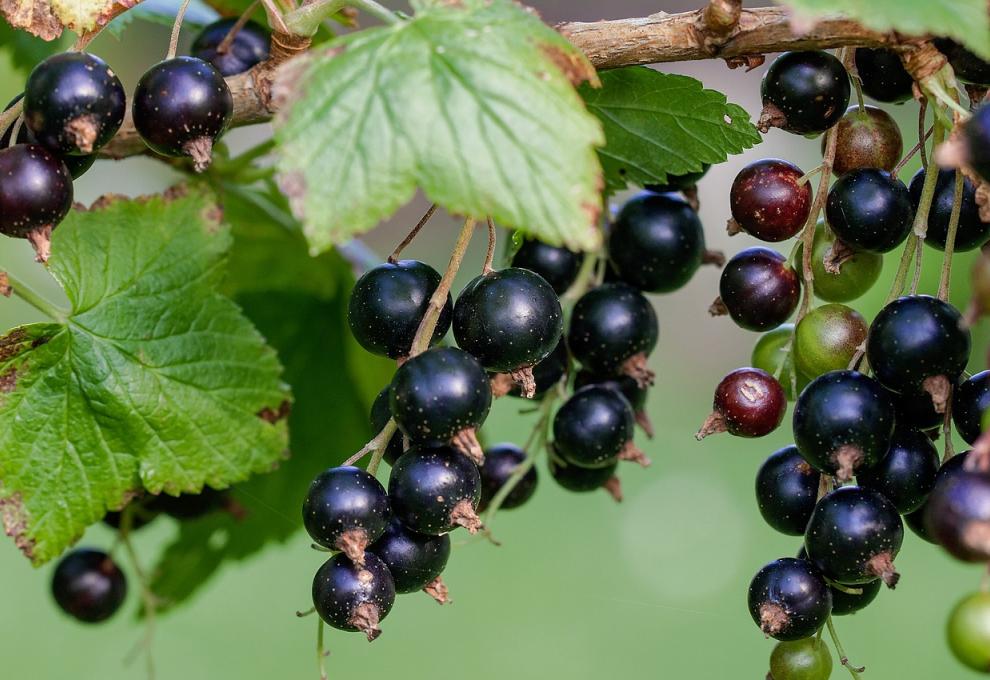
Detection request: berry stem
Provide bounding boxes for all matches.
[482,217,497,275]
[217,1,261,54]
[943,387,957,464]
[316,618,328,680]
[561,252,601,305]
[166,0,193,60]
[120,507,157,680]
[890,124,933,180]
[826,616,864,679]
[918,99,929,170]
[937,170,964,301]
[847,54,866,111]
[387,203,438,264]
[0,99,23,140]
[0,270,68,322]
[260,0,290,34]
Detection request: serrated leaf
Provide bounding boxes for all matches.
[580,67,762,194]
[0,19,69,72]
[0,186,290,565]
[2,0,141,40]
[777,0,990,60]
[274,0,605,253]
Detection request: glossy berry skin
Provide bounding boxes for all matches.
[947,592,990,673]
[0,144,73,237]
[574,370,646,413]
[794,222,883,303]
[934,39,990,85]
[805,486,904,587]
[718,247,800,332]
[891,388,944,432]
[747,558,832,641]
[825,169,913,253]
[854,48,914,103]
[568,283,658,376]
[792,371,896,481]
[348,260,452,359]
[368,518,450,593]
[964,103,990,184]
[751,325,809,401]
[24,52,125,155]
[769,638,833,680]
[2,96,95,179]
[761,51,850,136]
[508,339,567,399]
[389,347,492,445]
[548,456,618,494]
[609,192,706,292]
[303,466,391,553]
[729,159,811,242]
[510,238,581,295]
[857,427,940,514]
[478,443,538,511]
[829,105,902,176]
[755,445,820,536]
[371,385,405,465]
[453,268,563,372]
[796,545,882,614]
[954,370,990,445]
[191,18,270,76]
[553,386,635,468]
[925,470,990,562]
[909,168,990,251]
[793,303,868,379]
[312,552,395,639]
[132,57,233,165]
[387,444,481,535]
[707,368,786,438]
[867,296,971,395]
[644,164,709,193]
[51,549,128,623]
[908,452,971,544]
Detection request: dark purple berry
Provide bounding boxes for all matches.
[934,39,990,85]
[854,48,914,103]
[892,387,945,432]
[574,369,651,436]
[552,385,646,468]
[312,552,395,640]
[477,443,537,511]
[547,455,621,500]
[908,451,972,543]
[371,385,405,465]
[388,443,483,535]
[760,51,850,136]
[728,159,811,242]
[747,557,832,640]
[510,237,581,295]
[505,338,568,399]
[964,103,990,184]
[925,466,990,562]
[755,445,821,536]
[954,370,990,445]
[151,487,227,519]
[825,169,913,253]
[909,168,990,251]
[52,549,128,623]
[830,578,881,616]
[191,18,270,76]
[857,427,940,514]
[0,144,73,259]
[697,367,786,439]
[368,518,450,600]
[829,105,903,176]
[303,466,391,564]
[716,247,800,332]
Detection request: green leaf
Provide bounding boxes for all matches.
[777,0,990,60]
[274,0,605,253]
[0,19,70,73]
[0,186,290,565]
[580,67,761,194]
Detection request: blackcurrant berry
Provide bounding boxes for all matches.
[510,237,582,295]
[854,48,914,103]
[792,370,896,481]
[389,347,492,463]
[934,39,990,85]
[964,103,990,184]
[574,369,651,437]
[793,221,883,303]
[829,105,903,176]
[568,283,658,387]
[644,164,709,193]
[547,455,622,501]
[747,557,832,641]
[151,487,228,519]
[857,427,940,514]
[132,56,233,171]
[866,296,971,411]
[51,548,128,623]
[388,443,482,534]
[452,267,563,396]
[907,451,971,543]
[609,191,708,292]
[303,466,391,563]
[102,499,159,531]
[371,385,405,466]
[954,370,990,445]
[805,485,904,587]
[946,591,990,672]
[891,387,945,432]
[312,552,395,640]
[825,169,913,253]
[793,303,868,379]
[24,52,125,155]
[477,443,538,511]
[0,95,92,180]
[760,51,850,136]
[909,168,990,251]
[503,338,568,399]
[755,445,821,536]
[368,518,451,602]
[696,367,786,440]
[728,159,811,242]
[715,247,800,332]
[904,505,935,544]
[751,324,809,401]
[0,144,73,260]
[925,468,990,562]
[829,578,881,616]
[769,638,833,680]
[191,18,270,76]
[553,385,647,468]
[348,260,452,359]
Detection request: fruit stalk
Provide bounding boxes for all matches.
[826,616,864,679]
[387,204,438,263]
[937,170,965,300]
[0,270,67,322]
[120,508,157,680]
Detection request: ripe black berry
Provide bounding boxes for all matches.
[547,455,622,501]
[805,486,904,587]
[854,48,914,103]
[191,18,271,76]
[755,445,820,536]
[964,103,990,184]
[760,51,850,136]
[2,98,94,178]
[503,338,568,399]
[925,467,990,562]
[452,267,563,396]
[829,105,903,176]
[510,237,582,295]
[715,247,800,332]
[312,552,395,640]
[388,443,483,534]
[552,385,647,468]
[574,369,651,436]
[907,451,971,543]
[747,557,832,640]
[728,159,811,242]
[909,168,990,251]
[389,347,492,462]
[793,303,868,379]
[0,144,73,260]
[697,367,786,440]
[24,52,125,155]
[51,548,128,623]
[371,385,405,465]
[830,578,881,616]
[151,487,228,519]
[368,518,451,602]
[348,260,452,359]
[792,370,896,481]
[568,283,658,387]
[769,638,833,679]
[132,56,233,171]
[934,39,990,85]
[857,427,940,514]
[609,191,708,292]
[303,466,391,564]
[825,169,913,253]
[954,371,990,445]
[477,443,538,511]
[892,387,945,432]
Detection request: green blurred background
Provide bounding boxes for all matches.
[1,1,988,678]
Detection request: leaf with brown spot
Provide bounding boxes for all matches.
[1,0,141,40]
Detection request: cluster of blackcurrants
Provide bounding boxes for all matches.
[0,18,271,260]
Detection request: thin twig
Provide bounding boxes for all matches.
[0,100,24,141]
[826,616,864,679]
[937,169,965,301]
[217,0,261,55]
[317,618,328,680]
[483,217,497,275]
[919,99,929,170]
[388,204,438,264]
[120,509,157,680]
[891,125,933,179]
[167,0,193,60]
